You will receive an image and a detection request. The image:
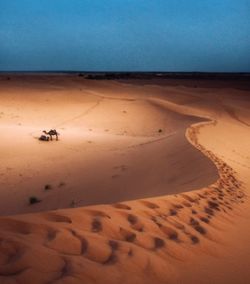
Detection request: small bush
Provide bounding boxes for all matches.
[158,129,163,133]
[71,200,76,207]
[29,196,41,205]
[44,184,52,190]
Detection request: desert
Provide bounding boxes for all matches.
[0,75,249,283]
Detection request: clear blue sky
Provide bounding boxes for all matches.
[0,0,249,72]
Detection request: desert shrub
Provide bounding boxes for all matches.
[44,184,52,190]
[29,196,41,205]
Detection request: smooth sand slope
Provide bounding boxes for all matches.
[0,76,218,215]
[0,76,249,284]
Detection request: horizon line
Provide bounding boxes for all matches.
[0,71,250,74]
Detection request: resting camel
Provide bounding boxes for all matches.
[43,129,59,141]
[39,135,49,141]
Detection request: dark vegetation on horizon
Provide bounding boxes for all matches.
[80,72,250,81]
[0,71,249,77]
[1,71,250,81]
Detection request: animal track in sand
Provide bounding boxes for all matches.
[0,239,26,266]
[43,213,72,224]
[119,227,137,242]
[68,229,88,255]
[127,214,138,225]
[199,216,210,224]
[140,200,160,209]
[168,220,185,231]
[103,240,119,265]
[189,217,207,235]
[118,212,144,232]
[84,209,111,219]
[169,209,178,216]
[0,219,32,235]
[154,237,165,249]
[91,219,103,232]
[190,235,200,244]
[181,201,192,207]
[180,194,197,203]
[161,226,179,241]
[112,203,131,210]
[57,258,72,281]
[45,230,82,255]
[67,229,121,266]
[150,216,180,241]
[0,265,28,277]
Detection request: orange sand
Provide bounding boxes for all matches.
[0,76,249,284]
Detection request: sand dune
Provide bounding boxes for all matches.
[0,77,218,215]
[0,76,249,284]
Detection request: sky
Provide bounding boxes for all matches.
[0,0,249,72]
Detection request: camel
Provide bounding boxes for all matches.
[43,129,59,141]
[39,135,49,141]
